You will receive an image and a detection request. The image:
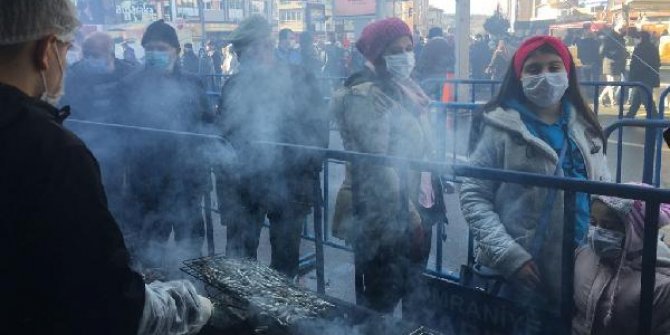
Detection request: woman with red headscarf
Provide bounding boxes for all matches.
[330,18,436,314]
[460,36,611,310]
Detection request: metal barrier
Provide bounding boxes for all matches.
[421,79,660,183]
[420,78,501,103]
[65,119,670,334]
[604,119,670,187]
[420,78,653,110]
[258,141,670,335]
[657,86,670,186]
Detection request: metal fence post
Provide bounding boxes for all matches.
[204,169,215,256]
[313,170,326,295]
[642,85,656,185]
[655,87,670,186]
[323,160,330,241]
[351,161,364,305]
[436,103,447,161]
[639,201,660,335]
[561,191,576,335]
[616,85,625,183]
[593,84,600,115]
[435,202,444,274]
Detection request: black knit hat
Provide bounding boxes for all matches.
[141,19,180,49]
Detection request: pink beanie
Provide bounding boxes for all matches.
[513,35,572,79]
[356,18,412,62]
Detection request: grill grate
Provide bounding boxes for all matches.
[182,254,335,327]
[183,254,445,335]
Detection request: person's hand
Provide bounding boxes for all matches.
[514,260,541,290]
[189,295,213,334]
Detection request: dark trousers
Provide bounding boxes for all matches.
[353,223,432,314]
[225,200,306,279]
[128,191,205,270]
[627,87,657,118]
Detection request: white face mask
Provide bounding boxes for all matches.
[41,43,66,106]
[383,51,415,80]
[588,226,625,260]
[521,72,569,108]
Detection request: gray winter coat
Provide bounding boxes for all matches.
[460,106,611,306]
[331,69,433,247]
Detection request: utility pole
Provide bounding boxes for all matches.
[170,0,177,22]
[198,0,206,44]
[376,0,387,19]
[455,0,470,99]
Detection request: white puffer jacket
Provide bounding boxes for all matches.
[460,106,611,307]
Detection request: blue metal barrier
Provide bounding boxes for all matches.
[657,86,670,186]
[585,82,657,184]
[661,87,670,116]
[258,141,670,335]
[65,119,669,334]
[604,119,670,187]
[422,79,658,185]
[420,78,500,103]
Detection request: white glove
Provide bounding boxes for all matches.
[137,280,213,335]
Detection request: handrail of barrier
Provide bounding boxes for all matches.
[422,80,656,186]
[604,119,670,140]
[67,119,226,142]
[254,141,670,202]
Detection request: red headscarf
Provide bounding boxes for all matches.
[512,36,572,79]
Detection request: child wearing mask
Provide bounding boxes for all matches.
[573,190,670,335]
[460,36,611,311]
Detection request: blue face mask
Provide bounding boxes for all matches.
[83,57,112,74]
[145,51,174,72]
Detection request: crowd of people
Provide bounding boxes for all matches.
[470,20,666,118]
[4,0,670,334]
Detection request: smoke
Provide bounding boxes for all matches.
[63,58,236,280]
[61,33,455,334]
[215,54,329,273]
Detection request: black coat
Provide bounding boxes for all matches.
[600,31,628,75]
[576,36,600,66]
[62,58,136,123]
[182,50,200,74]
[630,41,661,88]
[0,83,145,334]
[217,64,328,211]
[119,68,214,200]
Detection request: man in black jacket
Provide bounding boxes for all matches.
[576,24,601,83]
[121,20,213,272]
[0,1,211,333]
[626,31,661,118]
[61,31,137,229]
[182,42,200,74]
[217,15,328,279]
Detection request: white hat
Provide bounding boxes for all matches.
[0,0,80,45]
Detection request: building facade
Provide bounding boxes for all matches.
[277,0,327,34]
